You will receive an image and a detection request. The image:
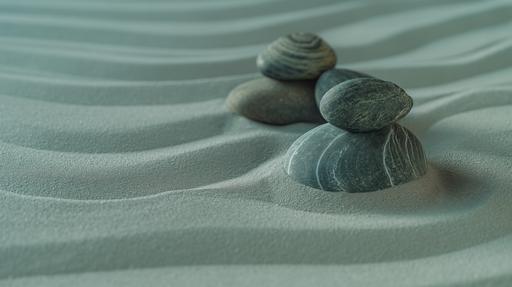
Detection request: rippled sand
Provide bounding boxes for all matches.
[1,0,512,286]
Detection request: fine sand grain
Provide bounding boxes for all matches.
[1,0,512,286]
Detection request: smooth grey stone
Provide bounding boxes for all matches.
[284,123,427,192]
[320,78,413,132]
[257,32,336,80]
[226,77,323,125]
[314,68,372,106]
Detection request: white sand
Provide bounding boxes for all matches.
[1,0,512,286]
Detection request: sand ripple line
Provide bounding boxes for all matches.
[0,0,476,49]
[0,45,255,81]
[408,88,512,133]
[3,32,512,82]
[328,2,512,64]
[361,42,512,88]
[0,0,338,22]
[0,73,255,105]
[0,131,290,199]
[0,96,233,152]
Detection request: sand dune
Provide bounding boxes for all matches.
[1,0,512,286]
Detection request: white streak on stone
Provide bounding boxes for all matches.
[316,133,345,190]
[286,129,315,174]
[382,128,395,186]
[401,126,417,177]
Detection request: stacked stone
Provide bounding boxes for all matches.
[226,32,427,192]
[226,32,335,125]
[285,76,428,193]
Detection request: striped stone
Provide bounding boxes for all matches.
[257,32,336,80]
[284,123,427,192]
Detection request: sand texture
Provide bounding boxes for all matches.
[1,0,512,286]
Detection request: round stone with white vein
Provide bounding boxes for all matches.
[284,123,427,192]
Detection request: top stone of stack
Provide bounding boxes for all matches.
[257,32,337,80]
[319,78,413,132]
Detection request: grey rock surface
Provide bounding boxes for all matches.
[315,68,372,106]
[284,123,427,192]
[320,78,413,132]
[226,77,323,125]
[257,32,336,80]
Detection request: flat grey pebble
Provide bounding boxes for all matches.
[315,68,372,106]
[284,123,427,192]
[320,78,413,132]
[257,32,336,80]
[226,77,323,125]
